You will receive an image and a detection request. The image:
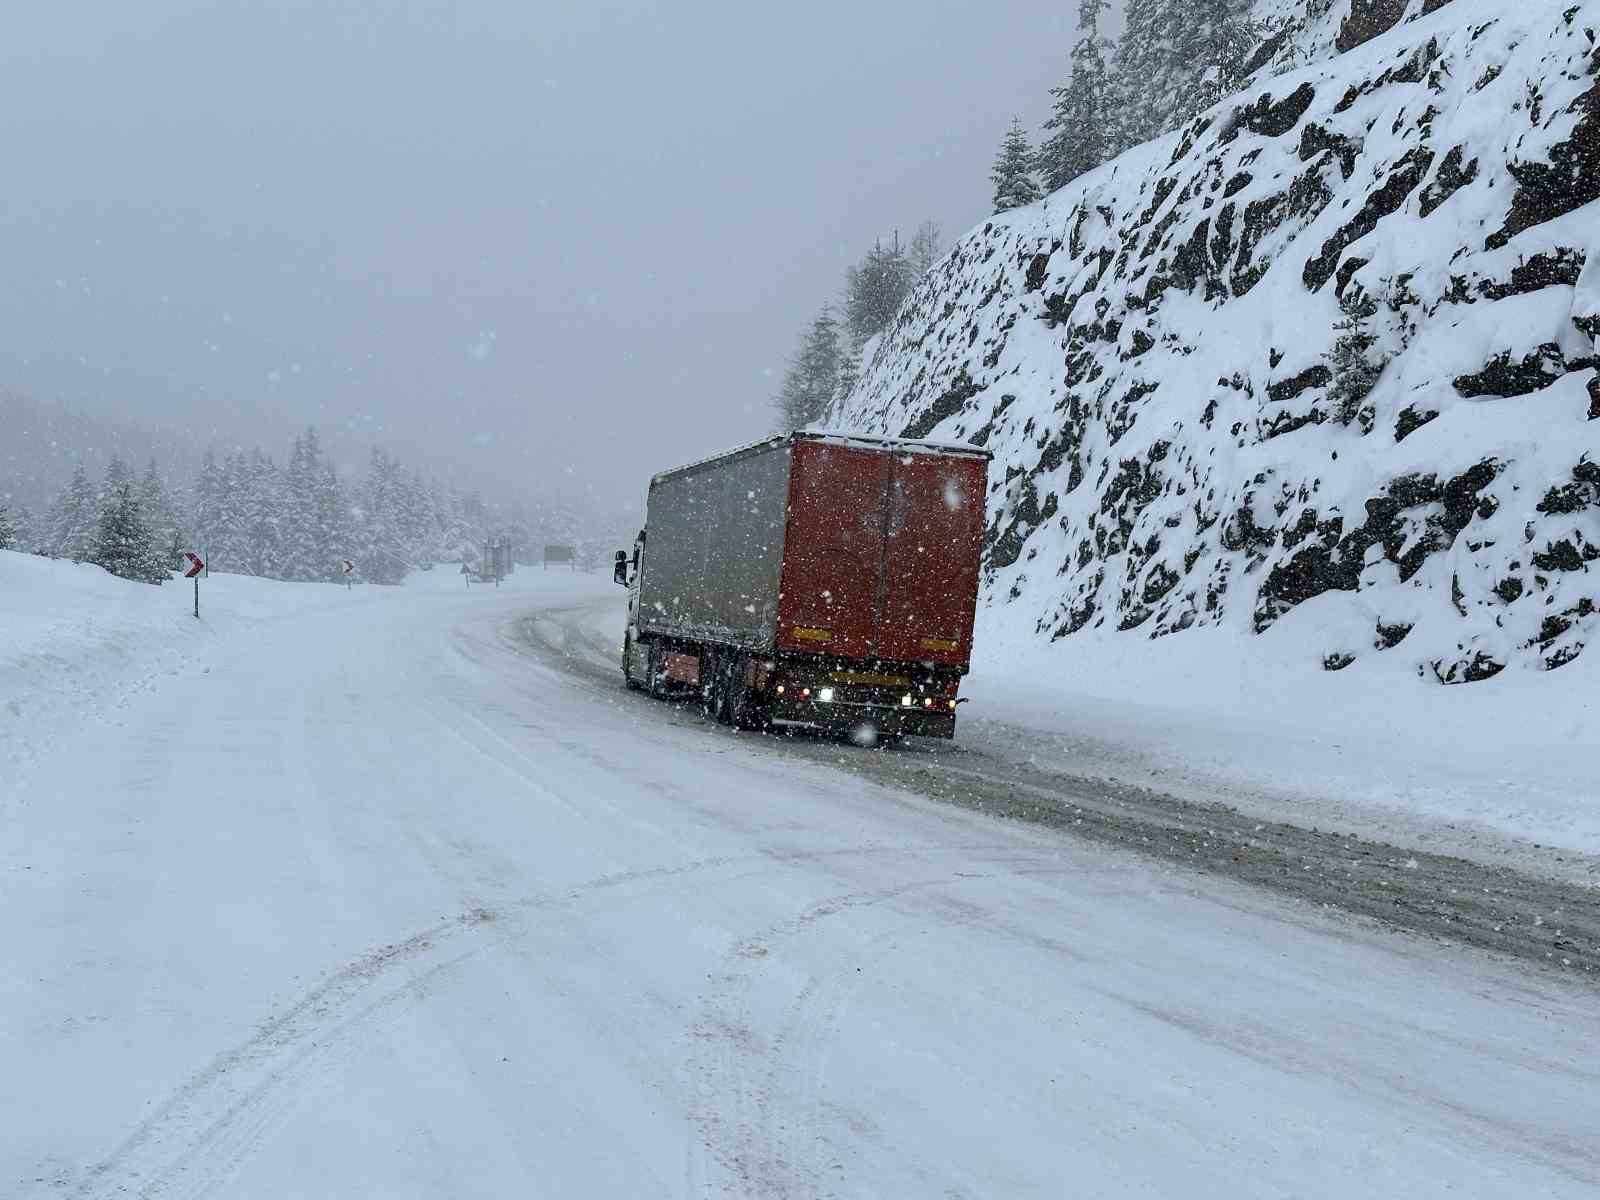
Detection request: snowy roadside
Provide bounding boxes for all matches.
[0,551,577,795]
[964,589,1600,874]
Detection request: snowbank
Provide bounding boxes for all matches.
[0,551,576,789]
[968,591,1600,863]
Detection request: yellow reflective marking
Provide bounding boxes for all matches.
[920,637,960,652]
[791,626,834,642]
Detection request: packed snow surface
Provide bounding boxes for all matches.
[2,551,1596,1197]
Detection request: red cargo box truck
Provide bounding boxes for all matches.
[614,431,991,739]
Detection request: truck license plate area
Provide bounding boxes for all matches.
[663,652,700,685]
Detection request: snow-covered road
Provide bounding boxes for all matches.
[4,570,1597,1198]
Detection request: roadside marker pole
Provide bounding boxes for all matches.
[183,552,206,619]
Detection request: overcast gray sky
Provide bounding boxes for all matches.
[1,1,1093,515]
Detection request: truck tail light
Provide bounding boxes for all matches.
[947,699,958,710]
[922,697,934,708]
[801,687,812,699]
[775,684,785,695]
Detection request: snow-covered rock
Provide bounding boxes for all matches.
[832,0,1600,681]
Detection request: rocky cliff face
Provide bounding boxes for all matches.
[831,0,1600,681]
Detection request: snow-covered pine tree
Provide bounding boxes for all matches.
[1109,0,1185,154]
[91,483,165,584]
[845,236,916,349]
[315,459,349,580]
[1328,287,1386,428]
[137,458,182,570]
[834,340,862,412]
[0,497,15,551]
[1181,0,1262,117]
[281,428,324,581]
[358,448,408,584]
[1038,0,1114,193]
[47,465,100,561]
[776,307,842,431]
[909,220,945,276]
[189,449,226,570]
[991,117,1043,212]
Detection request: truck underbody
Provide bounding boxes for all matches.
[624,634,964,740]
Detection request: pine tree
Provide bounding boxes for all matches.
[92,483,165,584]
[991,117,1043,212]
[0,498,15,551]
[315,459,349,580]
[1182,0,1261,117]
[776,307,842,431]
[282,428,326,581]
[845,236,916,349]
[47,465,100,561]
[137,458,181,571]
[1039,0,1114,193]
[909,220,945,275]
[834,341,863,411]
[189,449,227,571]
[1329,288,1386,427]
[1109,0,1185,154]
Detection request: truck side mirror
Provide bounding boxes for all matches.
[613,550,628,586]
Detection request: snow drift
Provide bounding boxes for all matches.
[832,0,1600,682]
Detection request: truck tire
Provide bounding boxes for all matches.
[699,648,722,721]
[728,656,764,731]
[623,635,642,690]
[645,640,667,700]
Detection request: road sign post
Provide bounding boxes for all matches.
[183,552,206,618]
[342,559,354,590]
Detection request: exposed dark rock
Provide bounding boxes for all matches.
[1376,621,1414,649]
[901,371,982,439]
[1305,147,1435,292]
[1298,123,1360,181]
[1494,577,1525,603]
[1239,83,1318,139]
[1024,249,1054,293]
[1336,0,1410,54]
[1533,538,1584,573]
[1418,145,1480,218]
[1394,405,1440,442]
[1538,481,1590,515]
[1453,343,1567,398]
[1481,247,1585,300]
[1323,651,1357,671]
[1224,171,1253,198]
[1487,79,1600,248]
[1268,365,1333,405]
[1431,651,1505,684]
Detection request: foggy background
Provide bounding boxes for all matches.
[1,1,1101,517]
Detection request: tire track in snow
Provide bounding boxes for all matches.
[685,869,1008,1199]
[74,908,497,1200]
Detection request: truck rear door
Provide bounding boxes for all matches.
[776,441,890,660]
[875,452,987,668]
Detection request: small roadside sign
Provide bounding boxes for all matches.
[183,552,205,618]
[341,559,354,589]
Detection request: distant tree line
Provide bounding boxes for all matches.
[1,428,499,587]
[775,222,944,431]
[990,0,1281,212]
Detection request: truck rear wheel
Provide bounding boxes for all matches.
[622,635,642,690]
[727,655,764,731]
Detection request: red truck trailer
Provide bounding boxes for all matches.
[614,431,991,739]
